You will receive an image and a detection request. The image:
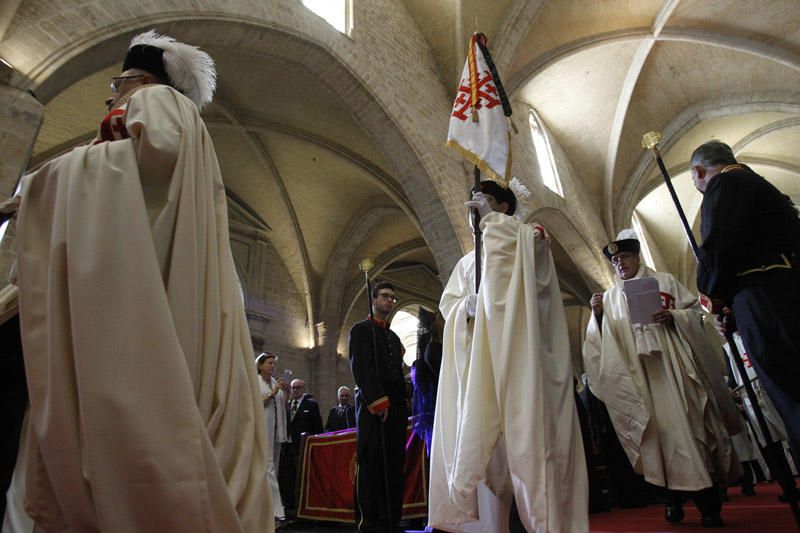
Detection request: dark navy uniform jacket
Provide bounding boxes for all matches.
[348,317,406,413]
[698,165,800,302]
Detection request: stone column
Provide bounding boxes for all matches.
[313,320,342,406]
[0,72,44,281]
[304,345,320,398]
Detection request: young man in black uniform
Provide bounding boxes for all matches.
[691,140,800,459]
[349,281,407,533]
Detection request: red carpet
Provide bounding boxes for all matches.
[589,483,797,532]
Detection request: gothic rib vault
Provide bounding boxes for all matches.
[1,0,798,399]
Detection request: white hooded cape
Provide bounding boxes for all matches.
[583,265,740,491]
[15,85,271,532]
[432,212,588,533]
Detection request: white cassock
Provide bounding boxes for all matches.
[14,85,271,532]
[583,265,741,491]
[430,211,588,533]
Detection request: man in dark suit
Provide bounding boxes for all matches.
[279,378,323,513]
[325,386,356,432]
[286,379,324,442]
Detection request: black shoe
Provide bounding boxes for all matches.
[701,514,724,528]
[665,504,684,524]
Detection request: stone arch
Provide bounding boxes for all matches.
[318,204,405,322]
[9,10,465,280]
[616,94,800,228]
[527,206,613,292]
[336,238,431,354]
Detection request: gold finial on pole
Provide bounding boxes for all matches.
[359,258,374,273]
[641,130,663,151]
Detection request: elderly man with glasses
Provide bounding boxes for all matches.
[583,229,742,528]
[10,31,270,531]
[278,378,323,515]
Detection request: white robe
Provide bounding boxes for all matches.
[433,212,588,533]
[15,85,271,532]
[583,265,740,491]
[429,250,512,533]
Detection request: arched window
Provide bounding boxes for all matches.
[302,0,351,35]
[529,110,563,197]
[391,307,420,367]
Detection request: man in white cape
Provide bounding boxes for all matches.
[583,230,741,528]
[429,180,588,533]
[11,31,271,532]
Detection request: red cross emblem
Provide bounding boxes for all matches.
[659,291,676,310]
[451,70,501,121]
[96,108,130,143]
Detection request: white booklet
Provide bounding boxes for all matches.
[623,277,662,325]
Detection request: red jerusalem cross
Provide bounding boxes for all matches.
[97,108,130,142]
[451,71,501,121]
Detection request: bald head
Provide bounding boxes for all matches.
[290,378,306,400]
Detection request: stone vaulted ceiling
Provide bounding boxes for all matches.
[3,0,799,324]
[408,0,800,292]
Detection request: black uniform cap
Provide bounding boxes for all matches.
[602,238,640,260]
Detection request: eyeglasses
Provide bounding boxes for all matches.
[290,385,304,389]
[611,252,636,265]
[376,292,397,302]
[110,75,145,93]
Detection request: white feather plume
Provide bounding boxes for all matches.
[615,227,639,241]
[130,30,216,109]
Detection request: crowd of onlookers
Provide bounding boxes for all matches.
[255,353,356,528]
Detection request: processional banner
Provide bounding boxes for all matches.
[446,32,512,184]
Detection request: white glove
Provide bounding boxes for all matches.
[465,294,477,318]
[464,192,492,217]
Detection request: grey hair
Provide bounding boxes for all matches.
[337,386,351,395]
[691,140,737,168]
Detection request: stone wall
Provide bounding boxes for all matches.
[228,225,316,393]
[0,0,469,281]
[0,80,43,281]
